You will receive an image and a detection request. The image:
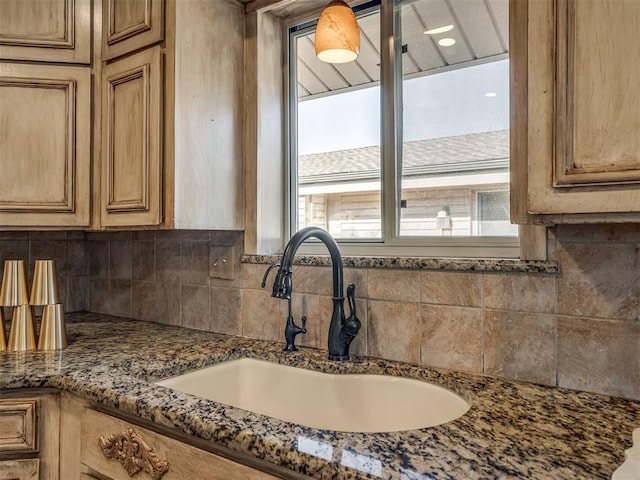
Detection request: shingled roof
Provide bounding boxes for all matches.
[298,130,509,184]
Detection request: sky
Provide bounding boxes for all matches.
[297,59,510,156]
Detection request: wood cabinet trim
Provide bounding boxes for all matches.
[99,428,170,479]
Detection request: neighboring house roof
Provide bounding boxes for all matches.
[298,130,509,184]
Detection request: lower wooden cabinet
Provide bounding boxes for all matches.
[0,391,60,480]
[0,391,284,480]
[59,393,281,480]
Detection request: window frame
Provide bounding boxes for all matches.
[286,0,520,258]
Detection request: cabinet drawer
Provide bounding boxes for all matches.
[81,408,278,480]
[0,458,39,480]
[0,399,38,454]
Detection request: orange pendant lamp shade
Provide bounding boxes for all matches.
[315,0,360,64]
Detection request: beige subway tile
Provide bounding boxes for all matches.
[241,289,281,342]
[87,241,109,278]
[109,279,132,318]
[291,266,333,296]
[367,270,421,303]
[156,239,181,283]
[558,316,640,400]
[421,272,481,307]
[367,300,420,363]
[483,273,555,314]
[210,286,242,336]
[344,268,367,299]
[132,281,157,322]
[156,282,181,326]
[88,278,109,314]
[420,305,483,374]
[180,285,210,331]
[483,310,556,386]
[557,242,639,321]
[110,240,132,280]
[132,241,155,281]
[242,263,271,290]
[66,276,88,312]
[281,293,321,348]
[180,241,210,286]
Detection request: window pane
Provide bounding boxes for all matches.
[398,0,514,237]
[477,190,518,236]
[294,10,382,239]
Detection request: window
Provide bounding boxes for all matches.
[288,0,517,257]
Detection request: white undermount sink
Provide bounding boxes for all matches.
[155,358,470,433]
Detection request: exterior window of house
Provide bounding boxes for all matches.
[289,0,517,257]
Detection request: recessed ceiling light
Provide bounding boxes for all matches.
[438,38,456,47]
[424,25,454,35]
[485,92,497,98]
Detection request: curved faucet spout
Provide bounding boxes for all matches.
[281,227,344,300]
[265,227,360,361]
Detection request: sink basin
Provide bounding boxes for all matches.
[156,358,469,433]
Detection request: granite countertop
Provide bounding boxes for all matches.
[0,312,637,479]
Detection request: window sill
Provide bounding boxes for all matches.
[241,254,558,274]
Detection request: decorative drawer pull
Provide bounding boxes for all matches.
[99,428,170,480]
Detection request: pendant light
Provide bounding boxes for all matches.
[315,0,360,64]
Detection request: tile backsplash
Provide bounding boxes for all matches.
[1,224,639,401]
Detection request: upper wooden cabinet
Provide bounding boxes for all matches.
[101,46,162,227]
[517,0,640,221]
[0,0,91,64]
[0,63,91,228]
[98,0,245,230]
[102,0,164,60]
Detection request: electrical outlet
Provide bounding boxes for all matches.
[209,246,235,280]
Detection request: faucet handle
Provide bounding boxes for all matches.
[344,284,361,338]
[346,283,356,317]
[284,315,307,352]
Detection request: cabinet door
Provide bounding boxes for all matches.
[0,0,90,64]
[103,0,164,60]
[101,46,162,227]
[526,0,640,217]
[0,64,91,228]
[0,459,39,480]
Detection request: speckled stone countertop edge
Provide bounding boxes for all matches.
[241,254,559,274]
[1,313,637,480]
